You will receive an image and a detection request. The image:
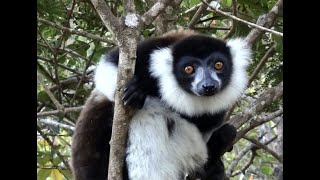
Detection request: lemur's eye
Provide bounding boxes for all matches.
[214,61,224,70]
[184,66,194,74]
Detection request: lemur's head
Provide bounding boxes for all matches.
[171,36,233,97]
[150,34,251,116]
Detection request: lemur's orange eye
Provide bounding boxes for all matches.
[184,66,194,74]
[214,61,224,70]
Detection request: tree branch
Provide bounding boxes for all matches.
[184,3,202,14]
[37,73,64,112]
[236,110,283,142]
[140,0,171,27]
[245,0,283,47]
[226,143,254,176]
[243,136,283,163]
[37,42,89,62]
[193,26,230,31]
[229,81,283,129]
[49,75,92,92]
[90,0,121,36]
[218,82,283,161]
[38,18,116,45]
[37,125,70,169]
[224,0,237,39]
[188,0,212,29]
[151,0,182,36]
[248,46,276,85]
[91,1,172,179]
[226,133,277,177]
[201,0,283,37]
[37,106,83,117]
[37,55,82,75]
[37,118,75,131]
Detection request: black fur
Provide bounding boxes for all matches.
[202,124,237,180]
[71,92,114,180]
[166,117,175,136]
[171,36,233,95]
[72,31,239,180]
[118,34,237,179]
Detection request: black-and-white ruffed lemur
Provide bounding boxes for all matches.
[71,29,251,180]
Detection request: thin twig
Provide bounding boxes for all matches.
[69,30,104,105]
[243,136,283,163]
[37,125,70,169]
[193,26,230,31]
[57,0,77,50]
[38,18,116,45]
[89,0,120,35]
[37,106,83,117]
[236,110,283,141]
[184,3,202,14]
[248,46,276,85]
[226,143,254,176]
[230,149,257,177]
[245,0,283,46]
[227,133,277,177]
[38,118,75,131]
[188,0,212,29]
[38,30,62,98]
[37,62,55,83]
[201,0,283,37]
[49,75,92,92]
[37,73,64,111]
[224,0,237,39]
[229,81,283,129]
[37,42,89,62]
[37,56,82,75]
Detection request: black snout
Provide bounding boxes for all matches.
[202,84,217,92]
[199,80,220,96]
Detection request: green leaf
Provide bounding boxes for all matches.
[37,90,50,103]
[52,156,62,166]
[51,169,63,180]
[222,0,232,6]
[37,154,51,166]
[60,170,73,179]
[261,164,273,175]
[86,42,96,58]
[37,169,52,180]
[272,34,283,52]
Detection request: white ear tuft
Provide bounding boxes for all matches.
[226,38,252,68]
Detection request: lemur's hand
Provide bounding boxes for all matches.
[122,77,147,109]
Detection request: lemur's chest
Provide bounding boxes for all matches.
[125,98,208,180]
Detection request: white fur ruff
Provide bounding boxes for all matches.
[126,97,208,180]
[149,38,251,116]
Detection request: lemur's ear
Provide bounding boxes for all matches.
[226,38,252,68]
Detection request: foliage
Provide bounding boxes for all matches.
[37,0,283,179]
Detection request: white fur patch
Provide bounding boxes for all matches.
[191,67,204,95]
[94,55,118,101]
[126,97,208,180]
[149,38,251,116]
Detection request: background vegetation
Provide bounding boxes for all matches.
[37,0,283,179]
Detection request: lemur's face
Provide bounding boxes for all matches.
[172,36,233,97]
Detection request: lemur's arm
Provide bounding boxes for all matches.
[201,123,237,180]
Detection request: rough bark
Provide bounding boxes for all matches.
[107,28,139,180]
[88,0,171,179]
